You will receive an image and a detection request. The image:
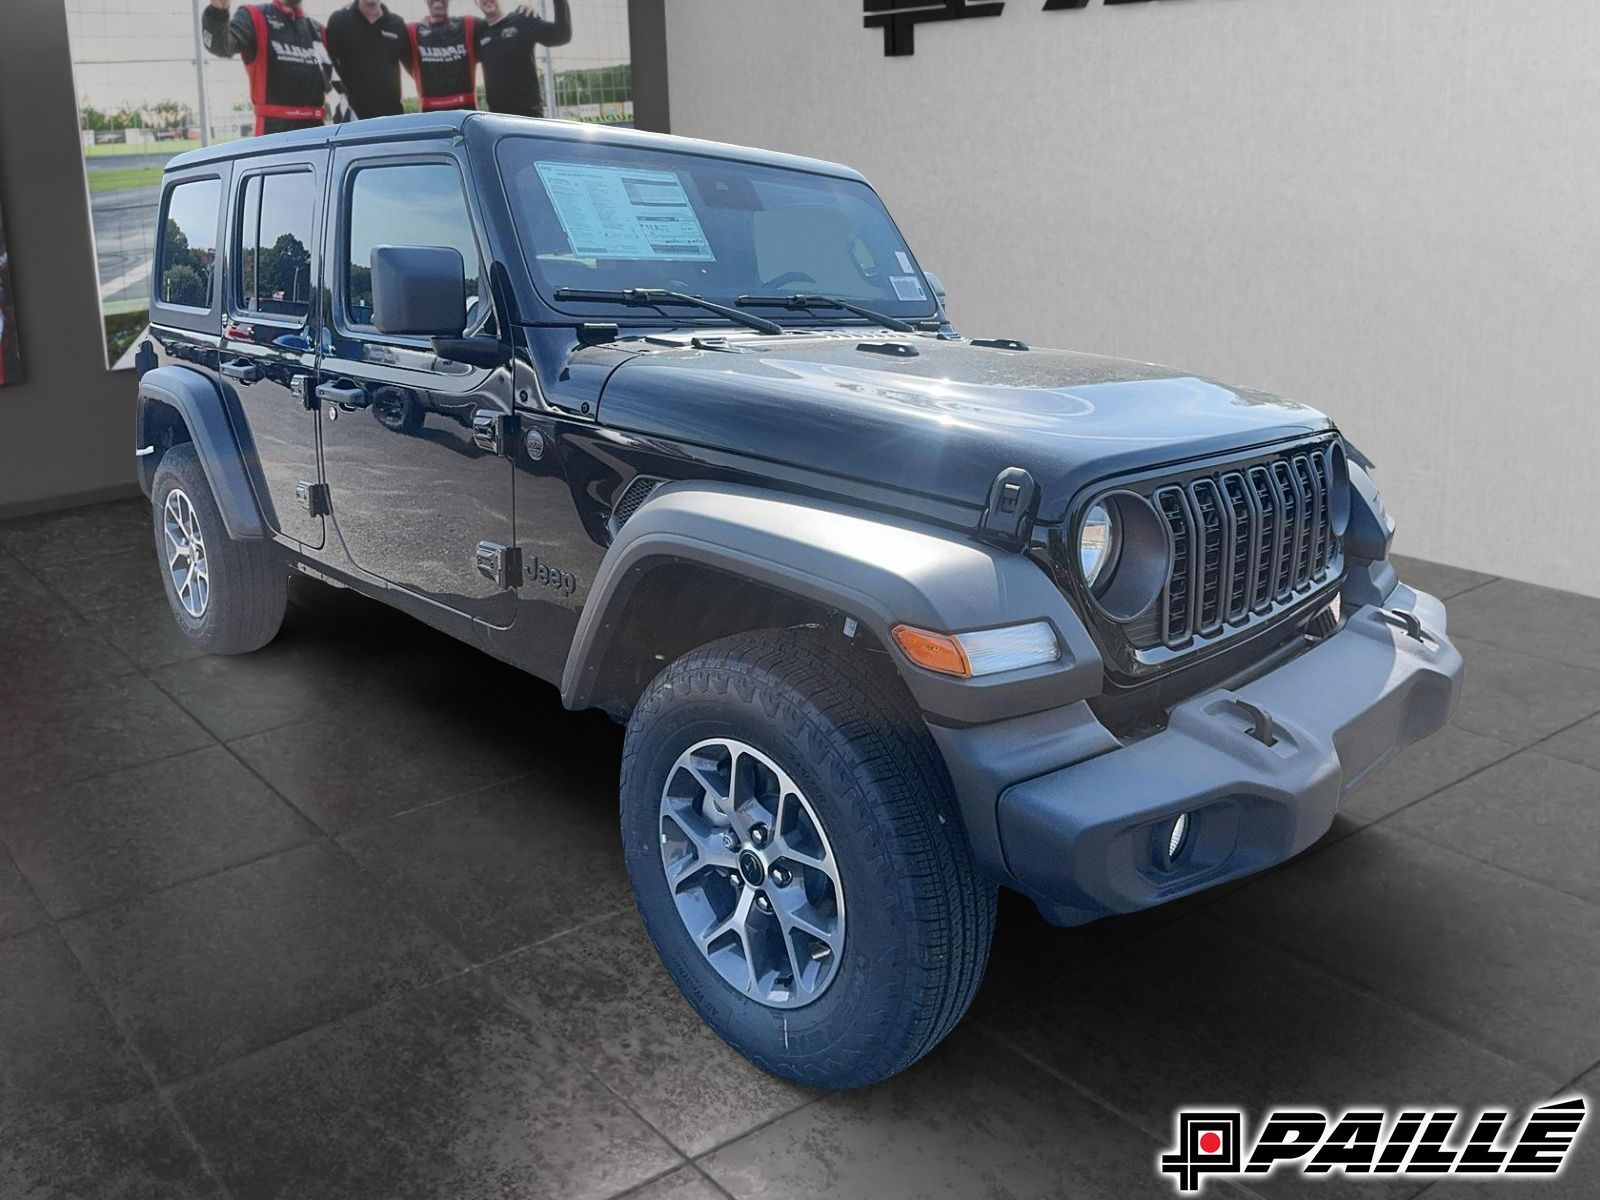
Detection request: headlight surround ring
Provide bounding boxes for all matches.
[1076,491,1169,622]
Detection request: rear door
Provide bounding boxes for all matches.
[219,152,327,549]
[315,144,517,623]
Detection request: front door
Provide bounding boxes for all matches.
[316,147,516,623]
[219,155,327,549]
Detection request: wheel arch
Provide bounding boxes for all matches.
[561,481,1104,723]
[137,366,269,540]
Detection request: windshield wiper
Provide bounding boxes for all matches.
[553,287,783,336]
[736,293,916,333]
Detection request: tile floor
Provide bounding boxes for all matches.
[1,505,1596,1199]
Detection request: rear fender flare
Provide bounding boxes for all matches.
[137,366,268,540]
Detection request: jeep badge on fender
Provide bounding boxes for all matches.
[134,111,1464,1090]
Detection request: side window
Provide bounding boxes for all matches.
[345,163,482,330]
[236,171,317,321]
[157,178,222,310]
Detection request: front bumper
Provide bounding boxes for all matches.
[990,585,1462,924]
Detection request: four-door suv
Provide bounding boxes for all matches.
[136,112,1463,1089]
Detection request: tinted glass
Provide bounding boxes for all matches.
[345,163,481,329]
[495,139,937,321]
[158,178,221,309]
[237,171,316,320]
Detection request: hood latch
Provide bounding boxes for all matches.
[976,466,1040,552]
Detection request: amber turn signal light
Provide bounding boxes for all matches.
[891,624,972,677]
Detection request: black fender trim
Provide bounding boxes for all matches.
[137,366,268,540]
[561,481,1104,724]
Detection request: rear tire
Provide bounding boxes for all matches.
[151,443,287,655]
[621,628,996,1089]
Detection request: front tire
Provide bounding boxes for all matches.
[151,443,287,655]
[621,629,996,1089]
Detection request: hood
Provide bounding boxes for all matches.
[594,332,1331,519]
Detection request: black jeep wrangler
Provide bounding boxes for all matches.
[136,112,1463,1089]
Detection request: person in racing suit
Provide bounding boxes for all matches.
[202,0,329,136]
[473,0,571,118]
[407,0,481,112]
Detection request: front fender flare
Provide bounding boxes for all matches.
[137,366,268,540]
[561,481,1104,724]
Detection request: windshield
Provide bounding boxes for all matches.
[495,138,938,323]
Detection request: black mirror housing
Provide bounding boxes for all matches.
[371,245,466,336]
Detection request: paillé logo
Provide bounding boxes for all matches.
[1159,1097,1588,1193]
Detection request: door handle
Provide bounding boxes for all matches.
[315,381,370,409]
[221,359,261,383]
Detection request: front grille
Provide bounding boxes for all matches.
[1150,445,1340,650]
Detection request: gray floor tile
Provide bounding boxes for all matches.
[48,549,209,671]
[0,928,148,1141]
[1390,553,1497,601]
[0,550,52,606]
[62,841,463,1083]
[0,675,213,799]
[1444,578,1600,674]
[978,918,1554,1200]
[0,499,152,562]
[623,1167,727,1200]
[1385,752,1600,903]
[1447,637,1600,748]
[492,909,817,1156]
[1541,713,1600,773]
[230,706,552,835]
[0,610,139,701]
[146,638,388,742]
[0,1093,224,1200]
[171,973,681,1200]
[700,1029,1174,1200]
[339,775,628,963]
[1212,827,1600,1081]
[0,849,48,940]
[0,746,318,919]
[1339,724,1520,823]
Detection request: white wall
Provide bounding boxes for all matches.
[664,0,1598,596]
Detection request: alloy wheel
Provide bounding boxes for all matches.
[162,488,209,619]
[658,737,846,1008]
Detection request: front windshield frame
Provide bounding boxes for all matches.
[493,134,941,328]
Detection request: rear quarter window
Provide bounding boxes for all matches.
[156,177,223,311]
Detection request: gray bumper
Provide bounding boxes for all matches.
[991,586,1463,924]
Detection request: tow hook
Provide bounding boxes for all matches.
[1233,699,1280,747]
[1377,608,1430,644]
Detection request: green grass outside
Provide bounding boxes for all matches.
[88,166,165,194]
[84,138,202,158]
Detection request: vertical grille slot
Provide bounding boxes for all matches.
[1220,473,1255,621]
[1188,479,1227,634]
[1155,487,1193,645]
[1271,461,1300,597]
[1246,466,1279,613]
[1140,442,1341,656]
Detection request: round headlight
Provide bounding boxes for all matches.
[1079,502,1117,589]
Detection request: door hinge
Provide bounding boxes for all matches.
[292,374,317,410]
[474,541,523,589]
[472,410,519,457]
[296,481,331,517]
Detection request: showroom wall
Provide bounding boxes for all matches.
[663,0,1599,597]
[0,0,142,518]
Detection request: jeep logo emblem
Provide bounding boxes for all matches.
[529,556,577,597]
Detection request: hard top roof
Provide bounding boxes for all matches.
[164,111,866,183]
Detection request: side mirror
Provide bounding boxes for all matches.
[371,245,465,336]
[923,270,948,307]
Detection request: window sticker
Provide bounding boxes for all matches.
[895,250,914,273]
[890,274,928,302]
[534,161,714,262]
